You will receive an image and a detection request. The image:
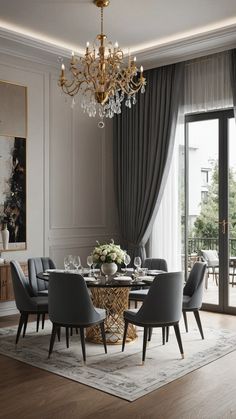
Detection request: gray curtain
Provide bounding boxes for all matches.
[230,48,236,118]
[113,62,184,262]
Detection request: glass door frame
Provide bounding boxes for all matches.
[185,108,235,314]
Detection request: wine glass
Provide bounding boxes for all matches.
[73,256,81,272]
[87,255,93,275]
[64,254,73,271]
[92,262,97,277]
[124,254,131,273]
[134,256,142,273]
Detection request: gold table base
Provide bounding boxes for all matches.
[86,287,137,344]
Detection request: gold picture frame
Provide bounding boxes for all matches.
[0,81,27,252]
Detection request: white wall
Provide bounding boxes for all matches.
[0,51,118,315]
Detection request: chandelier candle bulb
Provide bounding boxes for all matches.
[61,63,65,77]
[140,66,143,74]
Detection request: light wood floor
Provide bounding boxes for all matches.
[1,312,236,419]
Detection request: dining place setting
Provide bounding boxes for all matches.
[38,253,162,288]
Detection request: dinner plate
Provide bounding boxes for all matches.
[147,270,165,275]
[84,277,98,282]
[44,269,66,274]
[141,276,155,283]
[114,276,133,284]
[121,268,134,272]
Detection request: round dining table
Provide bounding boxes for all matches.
[37,271,155,345]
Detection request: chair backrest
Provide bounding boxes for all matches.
[134,272,183,325]
[201,250,218,267]
[48,272,102,326]
[183,262,207,309]
[10,260,37,312]
[28,257,56,295]
[143,258,168,272]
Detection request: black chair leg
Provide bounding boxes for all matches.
[16,313,26,344]
[173,324,184,358]
[166,326,169,342]
[183,311,188,332]
[79,327,86,362]
[70,327,73,336]
[57,327,61,342]
[148,327,153,342]
[36,313,40,332]
[66,327,70,348]
[193,310,204,339]
[122,320,129,352]
[42,313,45,330]
[100,322,107,354]
[142,327,148,364]
[162,327,166,345]
[48,323,58,358]
[22,313,29,338]
[135,301,138,309]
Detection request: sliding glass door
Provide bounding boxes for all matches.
[185,109,236,313]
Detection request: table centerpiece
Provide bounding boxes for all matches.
[91,239,125,276]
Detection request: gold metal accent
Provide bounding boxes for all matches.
[58,0,146,121]
[216,219,229,235]
[94,0,110,8]
[86,287,137,344]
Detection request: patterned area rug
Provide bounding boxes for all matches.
[0,321,236,401]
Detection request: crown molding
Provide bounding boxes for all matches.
[0,27,74,57]
[135,24,236,69]
[0,24,236,69]
[0,27,73,68]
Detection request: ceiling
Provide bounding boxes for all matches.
[0,0,236,67]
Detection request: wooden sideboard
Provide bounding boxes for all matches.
[0,262,28,302]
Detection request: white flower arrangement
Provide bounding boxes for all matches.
[91,239,125,265]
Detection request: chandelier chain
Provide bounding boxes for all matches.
[101,6,103,35]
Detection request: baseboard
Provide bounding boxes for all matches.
[0,301,18,317]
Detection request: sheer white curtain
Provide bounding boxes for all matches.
[150,51,233,271]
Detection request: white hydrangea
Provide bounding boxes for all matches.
[91,240,126,265]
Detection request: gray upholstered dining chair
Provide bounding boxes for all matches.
[122,272,184,364]
[182,261,207,339]
[28,257,56,297]
[48,272,107,362]
[10,260,48,344]
[129,258,168,308]
[201,249,218,288]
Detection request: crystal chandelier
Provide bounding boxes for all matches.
[58,0,146,128]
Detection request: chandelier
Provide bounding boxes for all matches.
[58,0,146,128]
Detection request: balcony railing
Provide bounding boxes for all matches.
[188,237,236,257]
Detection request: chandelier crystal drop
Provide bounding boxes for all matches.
[58,0,146,127]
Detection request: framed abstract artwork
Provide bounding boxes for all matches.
[0,81,27,251]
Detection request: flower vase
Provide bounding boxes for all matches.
[101,262,117,276]
[1,225,9,250]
